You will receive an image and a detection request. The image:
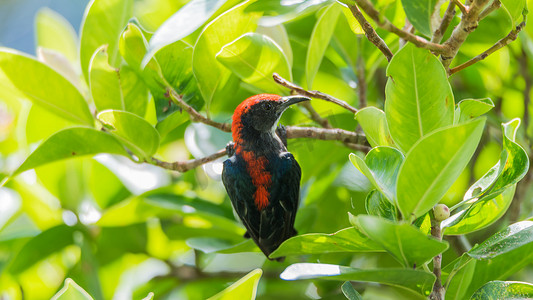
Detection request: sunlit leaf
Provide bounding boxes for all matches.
[306,3,341,89]
[471,281,533,300]
[13,128,128,176]
[385,44,454,153]
[365,190,398,221]
[454,98,494,124]
[208,269,262,300]
[51,278,94,300]
[468,221,533,260]
[80,0,133,79]
[0,49,93,125]
[35,8,78,64]
[500,0,527,25]
[270,227,383,258]
[280,263,435,295]
[397,118,485,220]
[400,0,439,37]
[97,110,160,159]
[216,32,292,94]
[192,0,261,109]
[354,107,394,148]
[349,147,403,203]
[353,215,448,267]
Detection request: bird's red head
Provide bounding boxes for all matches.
[231,94,309,147]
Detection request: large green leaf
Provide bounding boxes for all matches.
[468,221,533,260]
[270,227,383,258]
[306,3,341,89]
[397,118,485,220]
[35,8,78,64]
[208,269,262,300]
[280,263,435,295]
[0,49,93,125]
[51,278,93,300]
[471,281,533,300]
[192,0,261,109]
[349,147,404,203]
[13,128,128,176]
[365,190,398,221]
[353,215,448,267]
[400,0,439,37]
[454,98,494,124]
[143,0,232,66]
[443,119,528,234]
[341,282,363,300]
[97,110,160,160]
[354,107,394,148]
[216,32,292,94]
[385,44,454,153]
[80,0,133,79]
[8,225,78,274]
[500,0,527,25]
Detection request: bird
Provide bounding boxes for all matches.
[222,93,310,261]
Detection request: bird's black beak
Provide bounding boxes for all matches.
[278,95,310,112]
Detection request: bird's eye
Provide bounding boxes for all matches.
[264,102,273,110]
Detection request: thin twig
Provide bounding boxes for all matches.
[149,149,227,172]
[273,73,359,113]
[300,101,332,128]
[478,0,501,20]
[441,0,491,69]
[449,22,525,75]
[347,4,393,62]
[167,87,231,132]
[356,37,367,108]
[452,0,468,15]
[432,1,457,44]
[429,216,445,300]
[351,0,447,53]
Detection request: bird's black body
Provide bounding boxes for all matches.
[222,94,309,260]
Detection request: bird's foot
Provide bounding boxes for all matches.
[226,142,235,157]
[276,125,288,147]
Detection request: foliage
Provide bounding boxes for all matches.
[0,0,533,299]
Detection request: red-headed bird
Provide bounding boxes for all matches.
[222,94,310,260]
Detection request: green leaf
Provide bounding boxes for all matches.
[400,0,439,37]
[89,46,123,111]
[500,0,527,25]
[468,221,533,260]
[353,215,448,267]
[208,269,262,300]
[385,44,454,153]
[13,128,128,176]
[280,263,435,295]
[397,118,485,220]
[192,0,261,109]
[365,190,398,221]
[35,8,79,64]
[443,119,528,234]
[471,281,533,300]
[341,282,363,300]
[187,238,258,254]
[80,0,133,80]
[349,147,404,203]
[306,3,341,89]
[354,107,394,148]
[454,98,494,124]
[216,32,292,94]
[97,110,160,159]
[8,225,78,274]
[51,278,94,300]
[270,227,384,258]
[143,0,232,67]
[445,256,477,300]
[0,49,93,125]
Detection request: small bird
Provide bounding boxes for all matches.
[222,93,310,260]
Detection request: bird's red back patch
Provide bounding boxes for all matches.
[241,150,272,210]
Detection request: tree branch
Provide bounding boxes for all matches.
[351,0,447,53]
[478,0,501,20]
[452,0,468,15]
[429,216,445,300]
[432,1,457,44]
[300,101,333,128]
[347,4,393,62]
[441,0,491,69]
[448,21,525,75]
[273,73,359,113]
[149,149,227,172]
